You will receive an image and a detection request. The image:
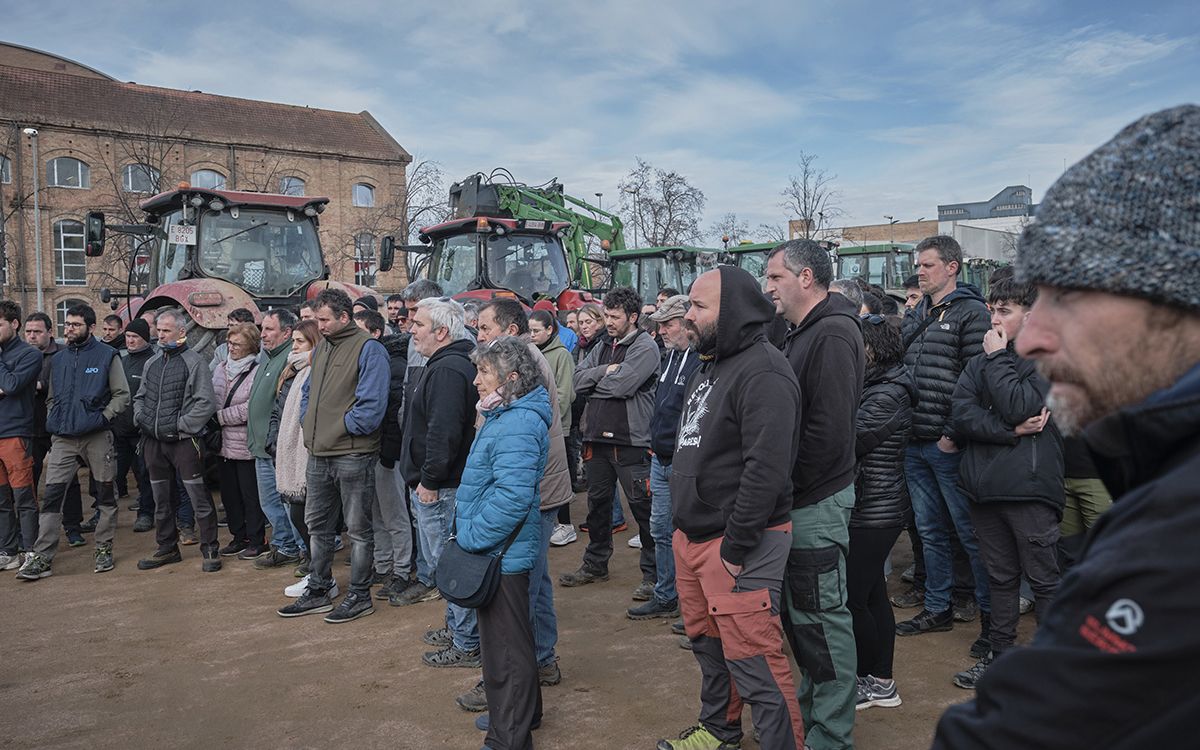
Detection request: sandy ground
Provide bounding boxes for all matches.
[1,495,1031,750]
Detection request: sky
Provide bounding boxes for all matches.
[4,0,1198,240]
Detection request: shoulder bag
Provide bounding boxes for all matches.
[436,518,524,609]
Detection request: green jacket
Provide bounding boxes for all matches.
[246,339,293,458]
[538,334,574,434]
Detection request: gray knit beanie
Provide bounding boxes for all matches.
[1017,104,1200,310]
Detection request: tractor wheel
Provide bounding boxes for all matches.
[183,315,220,363]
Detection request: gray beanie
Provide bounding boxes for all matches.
[1017,104,1200,310]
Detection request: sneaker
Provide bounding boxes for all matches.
[679,635,693,651]
[277,590,335,618]
[953,598,979,623]
[237,544,269,561]
[422,643,481,668]
[856,675,902,710]
[388,581,442,606]
[254,547,301,569]
[178,525,198,545]
[475,712,541,732]
[656,724,740,750]
[94,543,114,573]
[538,660,562,686]
[900,564,916,584]
[970,612,992,658]
[612,522,628,533]
[422,627,452,647]
[132,515,154,533]
[953,654,994,690]
[628,598,680,620]
[571,480,587,493]
[216,514,227,527]
[671,619,686,636]
[201,544,222,573]
[127,500,140,511]
[137,545,182,570]
[549,523,577,546]
[376,574,412,600]
[890,586,924,609]
[631,581,655,601]
[67,529,86,547]
[285,575,339,599]
[220,540,249,557]
[294,557,311,578]
[0,552,20,571]
[333,535,345,552]
[559,565,609,587]
[1019,596,1034,615]
[456,679,488,712]
[371,570,392,587]
[628,534,643,549]
[895,608,953,636]
[324,591,375,624]
[79,514,98,533]
[16,552,52,580]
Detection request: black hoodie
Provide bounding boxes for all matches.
[783,291,866,508]
[670,266,801,566]
[401,338,478,490]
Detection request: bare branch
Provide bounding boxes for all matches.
[617,158,706,247]
[780,151,843,240]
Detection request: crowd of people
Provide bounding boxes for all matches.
[2,105,1199,750]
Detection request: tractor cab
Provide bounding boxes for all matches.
[609,246,725,299]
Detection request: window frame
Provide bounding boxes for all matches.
[279,176,306,196]
[354,232,377,286]
[122,163,161,194]
[0,155,11,184]
[53,218,88,286]
[47,157,90,189]
[190,168,226,190]
[352,182,375,208]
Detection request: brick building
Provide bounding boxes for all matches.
[0,42,411,332]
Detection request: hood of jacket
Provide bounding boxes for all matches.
[711,265,776,361]
[915,282,987,317]
[484,384,553,429]
[538,333,568,359]
[866,362,917,404]
[427,337,475,366]
[382,332,408,358]
[787,290,863,341]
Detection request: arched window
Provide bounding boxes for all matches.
[55,298,88,337]
[54,219,87,286]
[123,163,160,193]
[352,183,375,208]
[279,176,305,196]
[354,233,376,286]
[190,169,226,190]
[1,155,11,184]
[47,157,90,189]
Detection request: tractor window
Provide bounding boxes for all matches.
[198,209,323,296]
[429,233,480,297]
[485,234,569,302]
[737,251,768,282]
[157,211,190,286]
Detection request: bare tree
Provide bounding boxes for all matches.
[756,223,787,243]
[618,158,706,247]
[709,212,750,246]
[780,151,843,240]
[238,152,290,193]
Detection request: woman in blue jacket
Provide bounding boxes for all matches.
[457,336,551,750]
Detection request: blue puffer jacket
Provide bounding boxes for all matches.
[455,385,551,575]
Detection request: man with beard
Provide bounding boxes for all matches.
[657,266,804,750]
[932,105,1200,749]
[18,304,129,579]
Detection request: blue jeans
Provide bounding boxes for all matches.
[255,457,305,556]
[173,472,194,527]
[649,456,676,604]
[905,441,991,614]
[305,453,376,597]
[529,509,559,667]
[613,487,626,526]
[412,486,478,651]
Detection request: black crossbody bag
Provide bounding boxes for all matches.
[436,518,524,609]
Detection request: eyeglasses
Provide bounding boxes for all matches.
[63,322,87,329]
[860,314,887,325]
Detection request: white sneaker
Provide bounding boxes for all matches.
[628,535,643,549]
[1018,596,1034,615]
[0,552,20,570]
[285,574,340,598]
[549,524,577,547]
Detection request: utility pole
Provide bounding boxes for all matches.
[24,128,42,312]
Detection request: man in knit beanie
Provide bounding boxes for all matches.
[934,104,1200,748]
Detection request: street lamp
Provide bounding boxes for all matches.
[884,215,899,246]
[24,128,42,313]
[594,192,603,211]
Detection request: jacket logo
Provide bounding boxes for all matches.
[84,367,100,374]
[677,378,714,449]
[1105,599,1144,636]
[939,323,951,331]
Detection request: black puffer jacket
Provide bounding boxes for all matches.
[379,333,408,467]
[852,363,915,529]
[902,284,991,442]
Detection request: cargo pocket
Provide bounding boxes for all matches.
[1027,526,1061,548]
[707,589,776,661]
[786,544,844,613]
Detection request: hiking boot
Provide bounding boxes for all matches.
[220,540,248,557]
[656,724,740,749]
[895,608,953,636]
[549,523,577,546]
[628,598,681,620]
[138,545,182,570]
[16,552,52,580]
[558,565,609,587]
[178,525,198,545]
[671,619,686,636]
[631,580,655,601]
[456,679,488,712]
[953,653,994,689]
[67,529,86,547]
[900,564,916,584]
[376,574,412,600]
[538,660,562,686]
[201,544,222,573]
[953,598,979,623]
[277,590,334,618]
[422,643,481,668]
[285,575,339,599]
[80,514,98,533]
[132,515,154,533]
[0,552,20,571]
[475,713,541,732]
[254,547,301,569]
[890,586,924,609]
[388,581,441,606]
[94,543,114,574]
[324,591,374,624]
[422,627,452,647]
[969,612,992,659]
[856,675,902,710]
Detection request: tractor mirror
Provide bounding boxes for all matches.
[85,211,106,257]
[379,236,396,273]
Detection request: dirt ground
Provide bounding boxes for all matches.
[2,494,1032,750]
